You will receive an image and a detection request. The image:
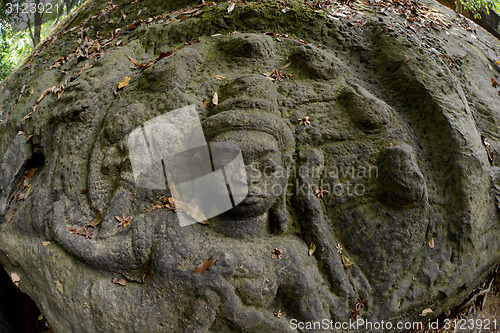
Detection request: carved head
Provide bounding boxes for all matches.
[203,110,294,219]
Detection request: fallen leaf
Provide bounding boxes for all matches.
[16,185,31,201]
[175,200,209,224]
[128,56,138,65]
[117,76,130,90]
[41,241,51,246]
[428,237,435,249]
[20,84,26,94]
[194,259,218,274]
[111,277,127,286]
[36,86,56,105]
[74,62,91,76]
[308,243,316,256]
[214,74,226,81]
[115,214,132,228]
[271,248,283,259]
[227,2,235,12]
[89,41,101,54]
[280,61,292,69]
[166,197,176,211]
[25,168,36,180]
[157,51,171,61]
[10,272,21,286]
[492,78,499,88]
[7,208,17,223]
[342,254,354,268]
[66,227,81,236]
[86,210,103,228]
[26,134,33,142]
[22,113,32,121]
[299,115,310,126]
[420,308,433,316]
[135,60,156,70]
[212,92,219,106]
[404,54,410,62]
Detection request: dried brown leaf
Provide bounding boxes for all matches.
[117,76,130,90]
[86,210,103,228]
[214,74,226,81]
[89,41,101,54]
[7,208,17,223]
[36,86,56,105]
[342,254,354,268]
[420,308,433,316]
[194,259,218,274]
[280,61,292,70]
[22,113,32,121]
[175,200,209,224]
[115,214,132,228]
[74,63,90,77]
[128,56,138,65]
[25,168,36,180]
[428,237,435,249]
[41,241,51,246]
[10,272,21,284]
[212,92,219,106]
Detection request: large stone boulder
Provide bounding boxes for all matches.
[0,0,499,331]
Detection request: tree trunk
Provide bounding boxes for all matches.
[33,7,42,47]
[66,0,77,14]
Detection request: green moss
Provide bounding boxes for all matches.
[162,1,327,48]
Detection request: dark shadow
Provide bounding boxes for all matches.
[0,268,52,333]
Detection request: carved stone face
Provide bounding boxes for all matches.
[211,130,285,218]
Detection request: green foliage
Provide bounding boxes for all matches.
[461,0,500,18]
[0,18,17,80]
